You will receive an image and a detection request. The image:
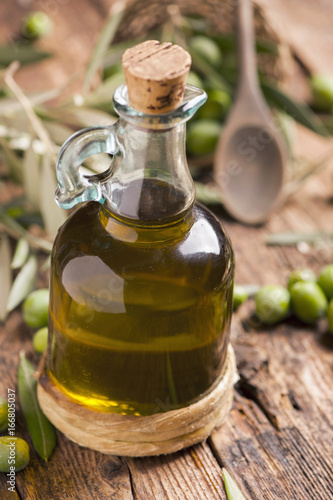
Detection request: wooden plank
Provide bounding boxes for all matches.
[0,312,131,499]
[0,482,20,500]
[209,162,333,499]
[16,439,136,500]
[257,0,333,74]
[1,0,333,498]
[210,326,333,499]
[0,311,227,499]
[1,131,333,500]
[126,444,226,500]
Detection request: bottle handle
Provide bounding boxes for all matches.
[55,124,119,209]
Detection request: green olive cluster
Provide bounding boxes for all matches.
[234,265,333,332]
[23,289,49,353]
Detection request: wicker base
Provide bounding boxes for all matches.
[37,344,238,457]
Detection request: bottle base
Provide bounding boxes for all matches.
[37,345,238,457]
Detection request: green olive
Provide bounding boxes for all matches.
[255,285,290,325]
[310,74,333,112]
[0,436,29,472]
[317,264,333,301]
[197,89,231,121]
[327,299,333,334]
[186,120,221,156]
[233,285,248,310]
[0,396,8,433]
[287,268,316,291]
[290,282,328,323]
[187,71,203,89]
[23,289,49,328]
[189,36,223,67]
[103,62,123,80]
[22,11,53,39]
[32,327,48,354]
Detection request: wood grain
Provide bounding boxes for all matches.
[0,290,228,499]
[1,159,333,500]
[257,0,333,74]
[207,160,333,499]
[1,0,333,498]
[210,316,333,499]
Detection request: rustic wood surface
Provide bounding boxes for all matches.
[1,1,333,499]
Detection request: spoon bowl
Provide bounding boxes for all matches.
[214,0,287,225]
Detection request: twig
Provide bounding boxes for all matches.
[83,0,127,93]
[0,211,52,253]
[285,146,333,196]
[3,62,55,156]
[266,231,333,246]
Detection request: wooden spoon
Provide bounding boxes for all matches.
[214,0,288,225]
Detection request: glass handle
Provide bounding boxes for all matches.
[55,124,119,209]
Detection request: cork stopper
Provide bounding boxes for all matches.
[122,40,192,114]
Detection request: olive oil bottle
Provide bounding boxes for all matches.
[46,41,234,418]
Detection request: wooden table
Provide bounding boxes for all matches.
[1,1,333,498]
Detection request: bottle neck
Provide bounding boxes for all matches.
[102,118,196,224]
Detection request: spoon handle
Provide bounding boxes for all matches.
[237,0,259,93]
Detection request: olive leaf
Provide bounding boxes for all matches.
[212,32,278,55]
[83,0,126,92]
[1,113,30,135]
[266,231,333,247]
[84,72,125,109]
[11,237,30,270]
[0,85,73,117]
[261,82,329,137]
[0,136,22,182]
[0,394,8,431]
[42,121,73,145]
[49,106,116,128]
[190,49,231,93]
[0,196,25,215]
[194,181,223,205]
[22,137,40,210]
[223,468,247,500]
[273,111,296,157]
[286,147,333,194]
[238,284,261,297]
[39,154,66,237]
[0,211,52,253]
[0,44,51,67]
[18,352,56,461]
[41,255,51,272]
[318,113,333,135]
[0,236,12,322]
[7,254,38,313]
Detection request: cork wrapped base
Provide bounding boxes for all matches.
[37,345,238,457]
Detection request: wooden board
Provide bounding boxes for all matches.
[1,0,333,498]
[1,158,333,500]
[257,0,333,75]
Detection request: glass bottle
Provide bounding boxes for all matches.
[47,82,234,417]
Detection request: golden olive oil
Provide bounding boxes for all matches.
[48,181,234,415]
